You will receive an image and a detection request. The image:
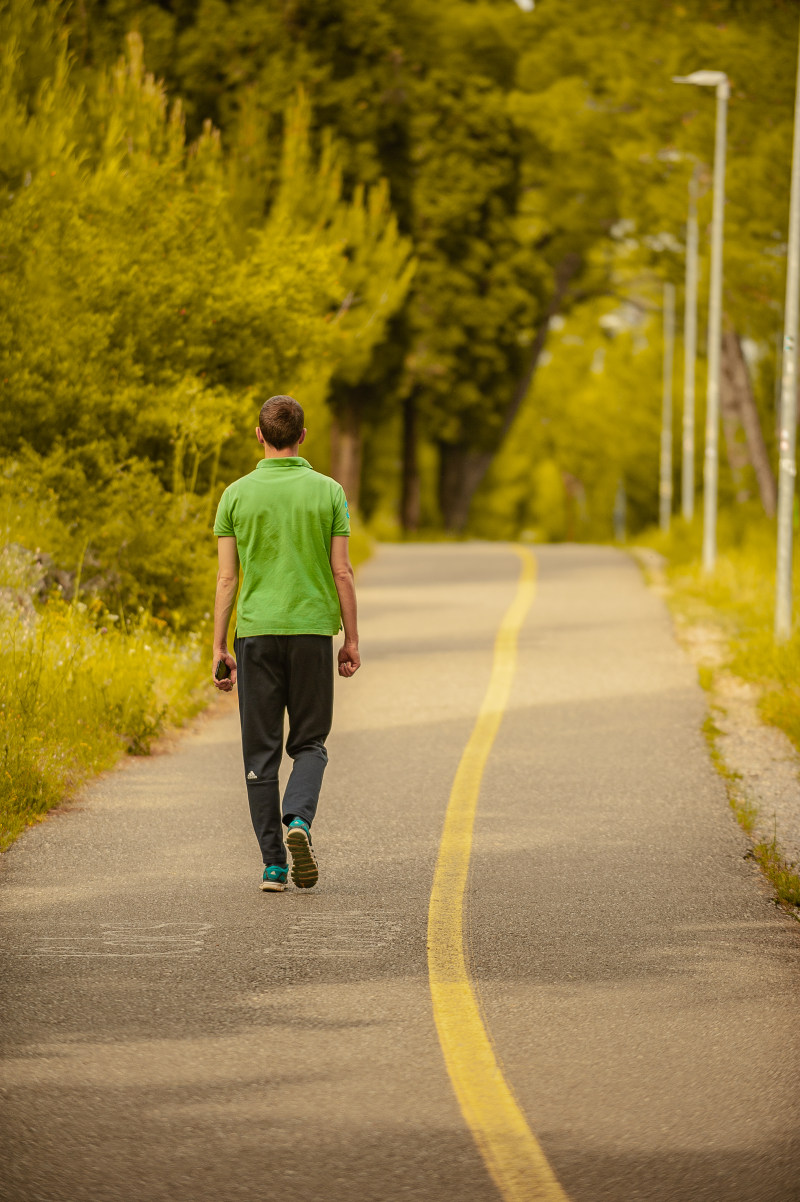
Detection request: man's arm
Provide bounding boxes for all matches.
[330,535,360,677]
[212,536,239,691]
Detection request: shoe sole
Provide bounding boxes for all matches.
[260,879,287,892]
[286,826,318,889]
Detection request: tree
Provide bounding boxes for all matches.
[0,7,410,620]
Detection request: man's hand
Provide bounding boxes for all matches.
[338,640,360,678]
[212,647,237,692]
[213,537,239,692]
[330,536,359,677]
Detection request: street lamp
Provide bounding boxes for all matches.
[657,149,701,522]
[660,281,676,531]
[775,29,800,641]
[682,165,700,521]
[673,70,729,571]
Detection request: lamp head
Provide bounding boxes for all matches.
[672,70,728,88]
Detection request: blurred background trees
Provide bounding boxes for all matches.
[0,0,412,624]
[1,0,797,617]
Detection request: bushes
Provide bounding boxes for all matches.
[0,16,410,630]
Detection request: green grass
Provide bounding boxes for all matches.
[747,839,800,910]
[643,512,800,916]
[702,709,800,913]
[642,512,800,754]
[0,595,208,851]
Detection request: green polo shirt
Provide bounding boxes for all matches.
[213,457,350,636]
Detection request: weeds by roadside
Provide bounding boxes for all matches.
[641,511,800,752]
[638,511,800,918]
[702,711,800,914]
[746,840,800,909]
[1,546,207,851]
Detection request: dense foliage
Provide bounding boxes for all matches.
[1,0,412,625]
[1,0,798,571]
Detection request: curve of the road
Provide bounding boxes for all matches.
[1,543,799,1202]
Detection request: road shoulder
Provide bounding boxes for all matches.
[633,546,800,920]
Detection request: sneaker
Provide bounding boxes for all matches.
[285,818,318,889]
[261,864,289,892]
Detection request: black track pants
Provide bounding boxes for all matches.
[234,634,334,866]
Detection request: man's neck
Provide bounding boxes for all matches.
[263,445,300,459]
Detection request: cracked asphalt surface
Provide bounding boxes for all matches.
[1,543,799,1202]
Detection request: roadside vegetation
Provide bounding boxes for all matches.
[643,511,800,753]
[0,544,207,851]
[640,512,800,915]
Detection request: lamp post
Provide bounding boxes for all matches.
[660,281,676,531]
[775,28,800,642]
[657,148,701,522]
[673,70,729,571]
[682,166,700,521]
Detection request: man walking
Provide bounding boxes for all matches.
[212,395,360,892]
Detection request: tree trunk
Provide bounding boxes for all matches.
[719,352,750,505]
[722,328,777,518]
[436,251,583,532]
[330,397,362,511]
[497,251,583,446]
[401,391,421,532]
[437,444,493,532]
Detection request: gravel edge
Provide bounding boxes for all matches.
[632,547,800,910]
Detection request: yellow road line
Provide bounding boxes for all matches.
[427,546,570,1202]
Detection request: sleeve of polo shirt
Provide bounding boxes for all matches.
[331,484,351,537]
[213,488,235,537]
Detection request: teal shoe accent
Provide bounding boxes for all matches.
[286,820,318,889]
[261,864,288,892]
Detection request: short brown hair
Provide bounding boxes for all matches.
[258,395,305,450]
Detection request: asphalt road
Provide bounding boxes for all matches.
[1,543,799,1202]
